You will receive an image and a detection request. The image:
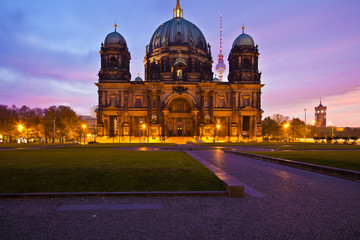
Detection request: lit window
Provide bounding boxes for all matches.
[218,98,225,108]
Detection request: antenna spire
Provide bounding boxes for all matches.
[215,15,226,82]
[220,15,223,54]
[173,0,183,18]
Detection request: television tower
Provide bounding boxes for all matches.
[215,15,226,81]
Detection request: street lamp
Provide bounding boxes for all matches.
[82,125,86,144]
[284,123,289,142]
[139,118,143,143]
[329,122,334,138]
[142,124,146,143]
[214,124,221,143]
[17,124,23,143]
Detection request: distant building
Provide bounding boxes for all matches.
[79,115,97,136]
[90,106,98,119]
[315,101,327,128]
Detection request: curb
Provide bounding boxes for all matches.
[185,151,245,197]
[224,150,360,182]
[0,191,228,199]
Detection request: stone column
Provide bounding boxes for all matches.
[227,116,231,142]
[210,91,214,122]
[231,92,236,122]
[239,114,243,138]
[118,91,122,108]
[192,110,199,139]
[200,90,205,123]
[163,110,169,140]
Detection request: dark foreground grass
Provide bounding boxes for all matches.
[0,143,177,149]
[0,148,224,193]
[249,151,360,171]
[198,142,360,149]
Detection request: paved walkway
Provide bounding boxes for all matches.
[1,150,360,239]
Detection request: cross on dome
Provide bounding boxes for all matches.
[173,0,183,18]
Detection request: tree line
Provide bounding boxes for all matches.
[262,114,360,141]
[0,105,86,143]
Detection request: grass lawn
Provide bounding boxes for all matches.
[258,144,360,151]
[198,142,360,149]
[0,143,177,149]
[248,151,360,171]
[0,143,70,148]
[0,148,224,193]
[69,143,177,148]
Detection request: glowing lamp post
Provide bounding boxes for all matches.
[214,124,221,143]
[82,125,87,144]
[284,123,289,142]
[139,118,143,143]
[17,124,23,143]
[142,124,146,143]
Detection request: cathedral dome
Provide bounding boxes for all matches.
[144,1,213,82]
[148,18,207,52]
[232,33,254,48]
[105,30,127,45]
[134,74,143,82]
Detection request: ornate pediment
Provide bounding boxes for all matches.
[173,86,188,95]
[241,106,258,112]
[104,106,119,110]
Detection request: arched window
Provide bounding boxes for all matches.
[177,69,183,80]
[243,58,251,70]
[169,99,191,113]
[110,56,117,68]
[110,95,117,106]
[218,95,226,108]
[242,95,250,107]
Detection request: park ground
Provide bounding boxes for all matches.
[0,142,359,193]
[0,142,359,239]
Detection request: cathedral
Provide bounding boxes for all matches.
[95,0,264,143]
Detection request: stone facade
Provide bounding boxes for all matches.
[95,1,263,143]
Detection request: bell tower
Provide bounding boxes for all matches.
[315,100,327,128]
[98,24,131,83]
[228,26,261,83]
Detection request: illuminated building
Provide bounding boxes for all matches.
[315,100,327,128]
[95,0,263,143]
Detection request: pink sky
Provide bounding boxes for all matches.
[0,0,359,127]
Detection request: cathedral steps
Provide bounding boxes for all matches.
[164,137,195,144]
